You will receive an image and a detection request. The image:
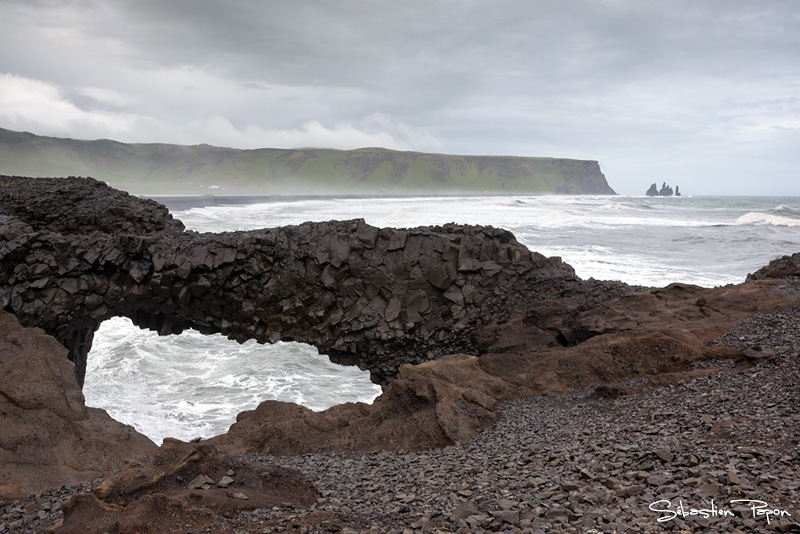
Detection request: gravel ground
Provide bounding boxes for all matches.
[255,307,800,533]
[3,308,799,533]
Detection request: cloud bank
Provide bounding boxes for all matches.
[0,73,441,151]
[1,0,799,194]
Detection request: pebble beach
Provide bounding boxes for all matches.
[5,306,798,533]
[254,307,800,533]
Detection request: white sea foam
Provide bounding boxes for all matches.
[84,317,382,443]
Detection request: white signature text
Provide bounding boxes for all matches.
[649,499,792,525]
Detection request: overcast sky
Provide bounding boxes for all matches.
[1,0,798,195]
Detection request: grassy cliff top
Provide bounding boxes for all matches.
[0,128,615,195]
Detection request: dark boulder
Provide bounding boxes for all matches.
[747,252,800,280]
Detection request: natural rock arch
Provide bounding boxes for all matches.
[1,176,630,386]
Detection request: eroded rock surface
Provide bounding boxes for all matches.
[1,176,630,385]
[0,310,156,500]
[56,440,318,534]
[209,279,800,456]
[749,251,800,280]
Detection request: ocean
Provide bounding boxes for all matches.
[83,195,800,443]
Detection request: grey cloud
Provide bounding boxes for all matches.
[0,0,799,194]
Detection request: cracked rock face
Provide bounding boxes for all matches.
[1,176,629,386]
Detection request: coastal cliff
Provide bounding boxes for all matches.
[1,176,798,532]
[0,128,616,195]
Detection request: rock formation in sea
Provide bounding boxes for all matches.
[2,175,799,531]
[645,182,679,196]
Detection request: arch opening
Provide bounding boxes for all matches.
[83,316,381,444]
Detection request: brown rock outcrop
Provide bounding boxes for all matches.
[0,310,156,500]
[57,440,318,534]
[209,279,799,456]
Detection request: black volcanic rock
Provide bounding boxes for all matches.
[0,176,630,387]
[0,175,184,235]
[747,252,800,280]
[3,174,800,518]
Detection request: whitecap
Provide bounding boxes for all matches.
[736,212,800,227]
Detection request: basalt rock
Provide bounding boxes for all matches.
[645,182,678,197]
[1,176,630,386]
[659,181,675,196]
[2,175,800,516]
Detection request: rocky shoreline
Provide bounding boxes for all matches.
[2,305,798,533]
[2,176,799,533]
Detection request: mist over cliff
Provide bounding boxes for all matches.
[0,128,615,195]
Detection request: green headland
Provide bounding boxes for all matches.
[0,128,615,195]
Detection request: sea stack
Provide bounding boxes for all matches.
[645,182,678,196]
